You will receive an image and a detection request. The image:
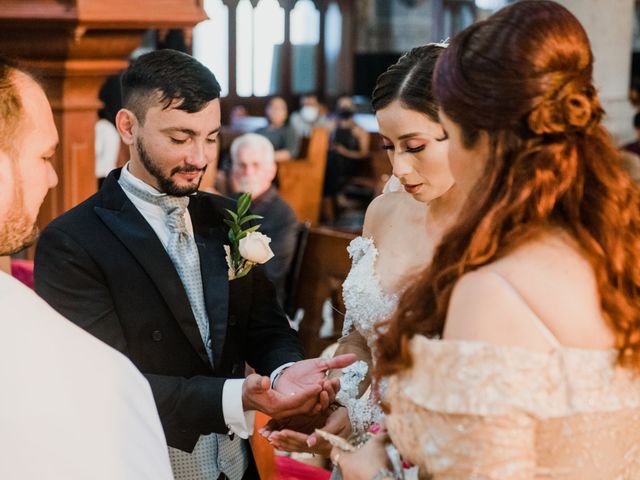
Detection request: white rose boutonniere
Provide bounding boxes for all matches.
[239,232,274,264]
[224,192,274,280]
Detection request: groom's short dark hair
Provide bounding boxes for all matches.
[121,49,221,124]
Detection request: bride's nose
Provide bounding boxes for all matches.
[392,152,413,179]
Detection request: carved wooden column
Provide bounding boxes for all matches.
[0,0,206,229]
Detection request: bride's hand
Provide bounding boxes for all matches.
[264,406,351,456]
[331,431,391,480]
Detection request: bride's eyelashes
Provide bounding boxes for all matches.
[381,144,426,154]
[405,145,425,153]
[380,142,427,153]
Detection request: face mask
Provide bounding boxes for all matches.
[337,108,355,120]
[300,105,319,123]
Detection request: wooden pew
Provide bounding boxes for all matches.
[277,128,330,226]
[290,227,357,358]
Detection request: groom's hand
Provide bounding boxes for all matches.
[242,373,323,419]
[275,354,357,412]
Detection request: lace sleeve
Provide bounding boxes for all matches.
[341,237,377,336]
[387,408,537,479]
[333,361,380,435]
[345,394,384,435]
[386,337,540,478]
[336,360,368,405]
[386,336,640,479]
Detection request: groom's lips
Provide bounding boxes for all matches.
[176,170,203,182]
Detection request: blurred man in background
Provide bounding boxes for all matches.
[230,133,298,305]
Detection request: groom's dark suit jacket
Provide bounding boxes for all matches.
[34,169,304,452]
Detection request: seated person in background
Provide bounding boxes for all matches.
[623,111,640,155]
[290,93,330,138]
[95,110,121,188]
[95,73,124,188]
[328,96,370,174]
[255,96,301,161]
[323,96,371,223]
[229,105,248,130]
[230,133,298,305]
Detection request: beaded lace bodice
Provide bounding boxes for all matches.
[338,237,398,433]
[341,237,398,343]
[386,336,640,479]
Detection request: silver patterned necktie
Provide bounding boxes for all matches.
[158,195,214,364]
[119,173,248,480]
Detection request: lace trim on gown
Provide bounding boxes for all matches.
[339,236,397,433]
[392,336,640,418]
[341,236,398,342]
[386,336,640,479]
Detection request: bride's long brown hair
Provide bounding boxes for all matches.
[376,0,640,376]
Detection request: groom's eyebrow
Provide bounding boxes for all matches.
[162,127,197,136]
[161,127,221,137]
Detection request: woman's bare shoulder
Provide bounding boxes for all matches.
[444,231,614,349]
[362,191,418,239]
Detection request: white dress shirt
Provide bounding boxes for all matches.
[0,271,174,479]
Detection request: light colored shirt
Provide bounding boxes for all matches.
[95,118,121,178]
[0,271,174,479]
[119,165,291,437]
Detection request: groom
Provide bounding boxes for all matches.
[35,49,351,480]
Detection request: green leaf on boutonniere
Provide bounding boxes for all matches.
[237,224,261,240]
[239,214,263,225]
[243,224,261,234]
[235,261,256,279]
[237,192,251,217]
[225,209,239,222]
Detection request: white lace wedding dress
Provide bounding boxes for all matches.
[337,236,399,434]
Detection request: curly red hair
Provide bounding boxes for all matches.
[375,0,640,379]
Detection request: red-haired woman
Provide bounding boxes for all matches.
[333,1,640,479]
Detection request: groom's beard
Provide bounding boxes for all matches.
[135,136,205,197]
[0,177,38,255]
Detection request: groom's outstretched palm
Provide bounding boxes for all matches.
[275,354,357,413]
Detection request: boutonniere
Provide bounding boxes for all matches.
[223,192,274,280]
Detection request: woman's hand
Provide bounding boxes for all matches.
[264,406,352,457]
[330,430,391,480]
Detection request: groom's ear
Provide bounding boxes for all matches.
[115,108,138,146]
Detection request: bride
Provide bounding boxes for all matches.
[334,1,640,479]
[263,43,466,454]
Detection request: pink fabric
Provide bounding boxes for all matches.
[275,456,330,480]
[11,259,34,289]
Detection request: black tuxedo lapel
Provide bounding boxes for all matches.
[193,225,229,369]
[190,195,257,370]
[94,172,211,368]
